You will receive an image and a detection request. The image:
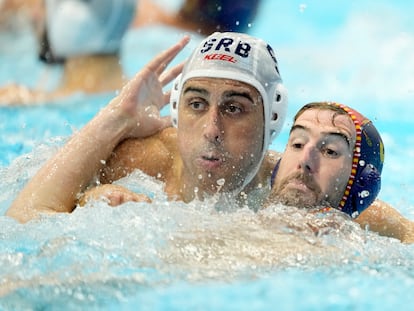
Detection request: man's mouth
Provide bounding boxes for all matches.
[197,152,224,170]
[287,179,314,192]
[202,155,220,161]
[281,174,319,194]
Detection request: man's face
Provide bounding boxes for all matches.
[270,108,356,208]
[177,77,264,196]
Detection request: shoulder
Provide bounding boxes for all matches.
[114,127,177,153]
[253,150,282,186]
[101,127,179,182]
[263,150,282,175]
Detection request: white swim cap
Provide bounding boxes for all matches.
[45,0,136,58]
[170,32,287,190]
[171,31,287,153]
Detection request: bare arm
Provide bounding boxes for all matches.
[6,36,190,223]
[355,199,414,243]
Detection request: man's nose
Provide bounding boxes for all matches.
[297,145,318,173]
[203,107,223,144]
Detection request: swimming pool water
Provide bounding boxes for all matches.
[1,1,414,310]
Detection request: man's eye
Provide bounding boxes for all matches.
[190,101,206,111]
[287,137,304,150]
[292,143,303,149]
[224,104,243,115]
[322,148,338,157]
[288,137,305,150]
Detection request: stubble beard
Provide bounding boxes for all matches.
[269,172,324,209]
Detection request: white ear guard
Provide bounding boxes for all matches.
[268,82,288,147]
[170,73,182,128]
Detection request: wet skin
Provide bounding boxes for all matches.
[177,77,264,198]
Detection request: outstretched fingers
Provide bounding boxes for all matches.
[149,36,190,76]
[159,62,184,108]
[159,62,185,86]
[162,90,172,104]
[156,90,173,111]
[124,36,189,96]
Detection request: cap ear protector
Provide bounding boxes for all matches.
[170,73,181,128]
[268,83,288,143]
[343,163,381,216]
[338,116,384,218]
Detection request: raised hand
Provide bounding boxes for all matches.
[109,35,190,139]
[6,36,191,223]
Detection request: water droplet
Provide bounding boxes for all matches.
[360,190,370,198]
[216,178,225,186]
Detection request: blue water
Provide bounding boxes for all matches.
[1,1,414,310]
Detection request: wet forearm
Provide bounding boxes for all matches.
[355,200,414,243]
[6,101,130,223]
[6,36,190,223]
